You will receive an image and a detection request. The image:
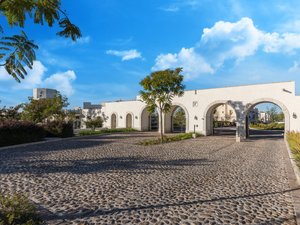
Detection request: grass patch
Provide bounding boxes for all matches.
[287,132,300,168]
[138,132,202,146]
[79,128,137,136]
[250,122,284,130]
[0,193,44,225]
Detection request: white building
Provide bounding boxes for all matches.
[33,88,58,100]
[98,81,300,142]
[213,104,236,122]
[259,111,270,123]
[77,102,103,129]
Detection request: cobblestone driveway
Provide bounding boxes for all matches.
[0,133,297,224]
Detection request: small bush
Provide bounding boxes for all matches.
[213,121,236,128]
[43,120,74,138]
[0,193,44,225]
[287,132,300,168]
[0,120,45,147]
[79,128,137,136]
[139,132,202,146]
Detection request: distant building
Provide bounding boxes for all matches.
[259,111,270,123]
[33,88,58,100]
[74,102,103,129]
[213,104,236,122]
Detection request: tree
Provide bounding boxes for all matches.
[139,68,185,142]
[21,93,69,123]
[0,0,81,82]
[0,104,22,120]
[85,116,104,131]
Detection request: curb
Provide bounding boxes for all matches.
[284,139,300,225]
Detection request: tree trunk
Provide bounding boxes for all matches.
[159,108,163,143]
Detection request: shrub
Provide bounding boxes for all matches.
[0,120,45,147]
[213,121,236,128]
[43,120,74,138]
[79,128,137,136]
[138,132,202,146]
[250,122,284,130]
[85,116,103,130]
[0,193,44,225]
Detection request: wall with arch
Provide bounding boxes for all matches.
[101,81,300,142]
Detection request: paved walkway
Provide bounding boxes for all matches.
[0,133,297,224]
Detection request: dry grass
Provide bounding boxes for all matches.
[287,132,300,168]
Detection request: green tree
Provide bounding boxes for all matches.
[85,116,104,131]
[0,104,22,120]
[139,68,185,142]
[0,0,81,82]
[21,93,69,123]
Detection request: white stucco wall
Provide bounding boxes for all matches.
[101,81,300,140]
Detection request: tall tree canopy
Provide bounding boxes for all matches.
[139,68,185,141]
[0,0,81,82]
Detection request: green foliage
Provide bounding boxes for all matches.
[21,93,69,123]
[287,132,300,168]
[250,122,284,130]
[0,120,45,147]
[79,128,137,136]
[138,132,202,146]
[139,68,185,141]
[85,116,104,131]
[266,106,284,123]
[0,105,22,120]
[0,31,38,82]
[0,0,81,81]
[43,120,73,138]
[0,193,44,225]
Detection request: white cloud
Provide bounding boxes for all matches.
[44,70,76,96]
[153,48,214,80]
[0,61,76,97]
[288,61,300,73]
[106,49,142,61]
[153,17,300,79]
[160,0,201,12]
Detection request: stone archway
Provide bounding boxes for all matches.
[111,113,117,129]
[203,100,238,136]
[126,113,133,128]
[245,98,290,138]
[164,104,189,133]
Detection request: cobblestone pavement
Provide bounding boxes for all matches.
[0,133,297,224]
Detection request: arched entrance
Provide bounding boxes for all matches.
[245,98,289,138]
[126,113,133,128]
[172,106,186,133]
[140,107,159,131]
[204,101,237,136]
[111,113,117,129]
[164,104,189,133]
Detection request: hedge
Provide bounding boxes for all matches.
[0,120,46,147]
[43,120,74,138]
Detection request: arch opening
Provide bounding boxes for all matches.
[126,113,133,128]
[204,102,237,136]
[172,106,186,133]
[245,100,288,139]
[164,104,188,133]
[140,108,158,131]
[111,113,117,129]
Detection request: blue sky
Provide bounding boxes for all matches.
[1,0,300,109]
